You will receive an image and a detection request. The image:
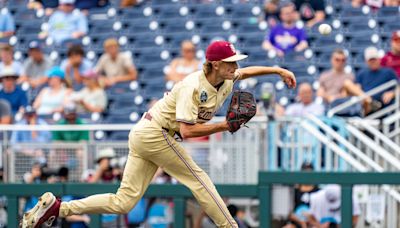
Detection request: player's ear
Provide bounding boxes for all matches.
[211,61,220,70]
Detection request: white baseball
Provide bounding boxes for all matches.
[318,23,332,35]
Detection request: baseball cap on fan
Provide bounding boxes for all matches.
[206,41,247,62]
[59,0,75,4]
[392,30,400,41]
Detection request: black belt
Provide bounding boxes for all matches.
[144,112,183,141]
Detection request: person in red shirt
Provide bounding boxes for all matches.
[381,31,400,79]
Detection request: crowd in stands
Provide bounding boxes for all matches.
[0,0,399,227]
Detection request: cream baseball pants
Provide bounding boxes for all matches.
[59,117,238,228]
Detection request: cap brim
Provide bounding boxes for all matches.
[327,200,341,210]
[0,75,18,78]
[222,54,248,62]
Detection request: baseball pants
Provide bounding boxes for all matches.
[59,116,238,228]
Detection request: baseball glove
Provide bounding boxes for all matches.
[226,91,257,133]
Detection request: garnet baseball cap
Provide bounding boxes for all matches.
[205,41,247,62]
[392,30,400,40]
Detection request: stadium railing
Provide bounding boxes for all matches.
[2,172,400,228]
[327,80,400,119]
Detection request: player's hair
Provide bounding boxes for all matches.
[203,60,213,75]
[67,44,85,57]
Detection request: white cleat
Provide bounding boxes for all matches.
[20,192,61,228]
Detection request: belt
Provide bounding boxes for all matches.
[144,112,183,141]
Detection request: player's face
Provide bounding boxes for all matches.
[218,61,238,80]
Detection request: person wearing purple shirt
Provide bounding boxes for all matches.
[262,2,308,57]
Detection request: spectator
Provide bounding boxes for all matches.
[10,106,51,144]
[356,46,398,107]
[0,67,28,114]
[293,0,326,28]
[350,0,364,8]
[22,163,44,212]
[262,2,308,57]
[70,70,107,114]
[307,184,360,227]
[0,8,15,38]
[317,49,357,104]
[120,0,139,8]
[75,0,109,10]
[40,0,88,45]
[90,148,119,183]
[61,44,93,86]
[95,38,137,87]
[284,83,325,117]
[384,0,400,6]
[0,99,11,124]
[33,66,71,115]
[381,31,400,79]
[0,44,22,76]
[263,0,281,27]
[52,104,89,141]
[227,204,248,228]
[19,41,53,88]
[165,40,200,83]
[283,163,319,228]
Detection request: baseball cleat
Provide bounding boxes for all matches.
[20,192,61,228]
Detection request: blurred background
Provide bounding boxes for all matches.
[0,0,399,227]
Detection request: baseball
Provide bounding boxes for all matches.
[318,23,332,35]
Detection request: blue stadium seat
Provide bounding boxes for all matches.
[108,131,130,141]
[228,3,257,18]
[190,4,220,19]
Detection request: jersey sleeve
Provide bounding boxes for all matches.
[175,86,198,124]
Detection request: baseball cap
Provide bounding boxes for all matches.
[364,46,380,61]
[28,41,42,50]
[59,0,75,4]
[0,66,19,78]
[206,41,247,62]
[46,66,65,79]
[82,70,99,79]
[392,30,400,41]
[64,103,77,115]
[325,184,341,210]
[96,148,116,163]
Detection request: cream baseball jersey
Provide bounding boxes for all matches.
[149,70,241,132]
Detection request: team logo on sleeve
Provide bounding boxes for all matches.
[200,91,208,103]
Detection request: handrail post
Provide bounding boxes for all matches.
[341,184,353,228]
[259,185,272,228]
[174,197,186,227]
[7,196,18,228]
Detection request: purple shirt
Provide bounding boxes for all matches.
[266,24,307,53]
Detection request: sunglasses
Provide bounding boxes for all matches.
[334,57,346,62]
[183,48,195,52]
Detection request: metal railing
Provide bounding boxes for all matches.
[327,80,399,119]
[2,172,400,228]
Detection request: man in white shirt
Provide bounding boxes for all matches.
[307,184,361,227]
[285,83,324,117]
